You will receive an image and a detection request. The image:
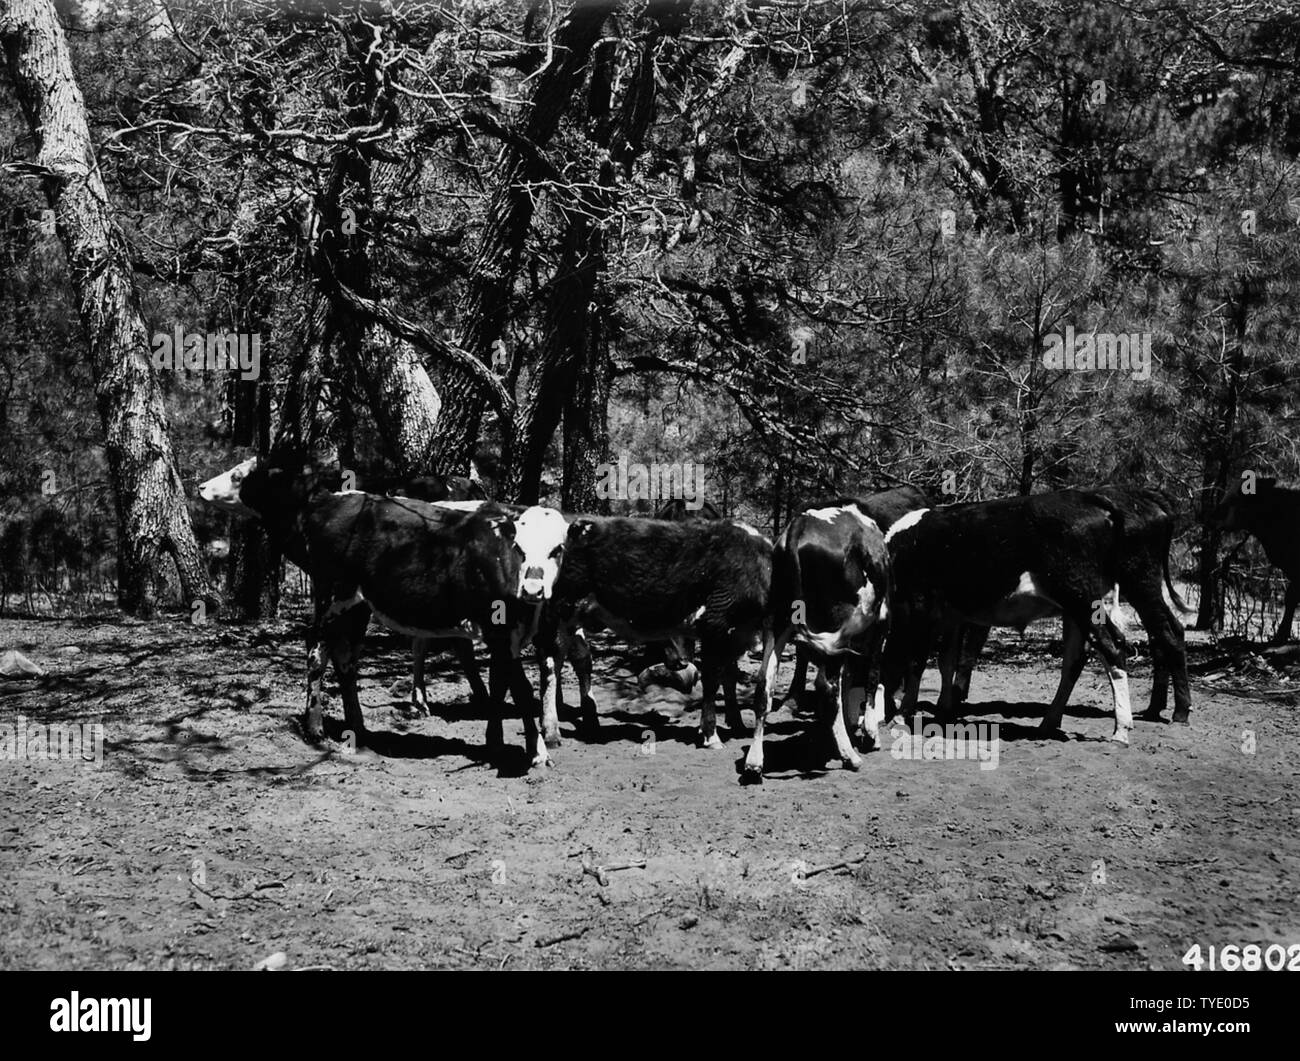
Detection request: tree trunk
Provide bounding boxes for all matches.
[432,1,615,475]
[1,0,210,616]
[1194,278,1254,631]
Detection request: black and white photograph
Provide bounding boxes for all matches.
[0,0,1296,1026]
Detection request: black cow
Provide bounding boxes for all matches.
[639,496,726,691]
[538,516,772,749]
[198,454,569,766]
[781,485,929,707]
[746,501,891,782]
[1214,475,1300,644]
[948,485,1193,723]
[883,490,1137,743]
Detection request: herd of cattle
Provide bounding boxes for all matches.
[196,452,1299,783]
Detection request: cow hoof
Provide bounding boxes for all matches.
[739,766,764,786]
[1038,725,1068,742]
[1139,709,1165,723]
[700,732,724,750]
[1172,712,1190,725]
[1110,730,1131,745]
[530,753,553,770]
[842,754,864,772]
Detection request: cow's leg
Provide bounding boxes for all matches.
[697,647,725,749]
[410,638,429,715]
[1039,616,1087,736]
[1127,587,1188,723]
[853,629,887,751]
[827,658,863,771]
[506,654,549,770]
[324,603,372,744]
[569,627,599,732]
[537,649,563,750]
[1080,613,1134,745]
[722,641,747,734]
[899,645,925,720]
[484,651,509,754]
[951,624,989,706]
[743,627,788,782]
[1272,580,1299,645]
[779,644,809,708]
[936,624,965,716]
[303,612,329,743]
[454,639,490,709]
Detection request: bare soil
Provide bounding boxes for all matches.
[2,613,1298,970]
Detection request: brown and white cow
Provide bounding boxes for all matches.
[948,485,1193,724]
[199,452,569,767]
[882,490,1137,743]
[538,515,772,750]
[746,501,892,783]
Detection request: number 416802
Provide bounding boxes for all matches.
[1182,943,1300,971]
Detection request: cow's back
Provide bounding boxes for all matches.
[558,516,771,631]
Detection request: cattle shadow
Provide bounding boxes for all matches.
[314,716,543,778]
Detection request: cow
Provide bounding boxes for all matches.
[882,490,1137,743]
[199,454,491,716]
[537,515,772,750]
[745,501,891,783]
[948,485,1193,723]
[198,452,569,767]
[636,497,727,692]
[780,484,929,709]
[1214,475,1300,644]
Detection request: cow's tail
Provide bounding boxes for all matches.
[1161,530,1196,620]
[788,534,875,657]
[791,623,866,657]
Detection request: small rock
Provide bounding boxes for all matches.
[0,650,44,678]
[679,915,699,930]
[253,951,287,971]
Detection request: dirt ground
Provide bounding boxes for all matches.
[2,611,1298,971]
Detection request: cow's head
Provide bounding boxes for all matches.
[511,506,569,603]
[198,456,260,515]
[1213,475,1277,531]
[198,449,341,519]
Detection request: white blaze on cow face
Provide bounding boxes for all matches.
[198,457,259,514]
[512,506,569,603]
[884,507,929,544]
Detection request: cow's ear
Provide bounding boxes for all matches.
[488,513,516,539]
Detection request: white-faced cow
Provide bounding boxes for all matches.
[1214,476,1300,645]
[948,485,1193,724]
[746,501,891,783]
[198,452,569,767]
[199,455,493,717]
[883,490,1138,743]
[538,516,772,749]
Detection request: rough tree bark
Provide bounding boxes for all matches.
[0,0,210,615]
[299,14,445,478]
[431,0,615,477]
